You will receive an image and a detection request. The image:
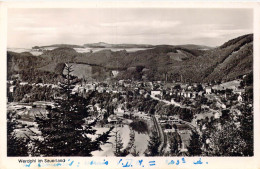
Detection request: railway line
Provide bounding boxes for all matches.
[151,115,166,155]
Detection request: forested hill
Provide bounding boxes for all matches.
[7,34,253,83]
[202,34,253,82]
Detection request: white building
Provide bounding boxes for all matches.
[171,98,176,104]
[96,86,105,93]
[221,103,227,109]
[139,89,145,95]
[151,91,162,97]
[238,95,243,102]
[107,115,118,123]
[118,80,124,85]
[233,89,245,95]
[205,87,212,94]
[85,83,96,91]
[9,85,16,93]
[116,106,125,113]
[112,70,119,77]
[214,112,221,119]
[164,128,176,133]
[20,82,28,85]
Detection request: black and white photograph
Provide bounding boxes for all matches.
[6,7,254,158]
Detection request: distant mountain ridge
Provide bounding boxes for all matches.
[32,42,155,49]
[32,44,84,49]
[83,42,154,48]
[33,42,213,50]
[9,34,253,83]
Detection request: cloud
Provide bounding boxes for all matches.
[7,8,253,48]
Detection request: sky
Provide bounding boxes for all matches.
[7,8,253,48]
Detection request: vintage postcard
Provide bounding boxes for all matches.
[0,1,259,169]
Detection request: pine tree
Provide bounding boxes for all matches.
[169,136,179,156]
[240,105,253,156]
[34,64,113,156]
[168,129,182,156]
[113,130,124,156]
[60,64,77,101]
[187,130,202,156]
[145,131,161,156]
[7,111,29,156]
